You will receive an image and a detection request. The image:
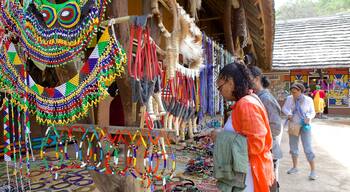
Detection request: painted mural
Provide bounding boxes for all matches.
[328,74,349,107]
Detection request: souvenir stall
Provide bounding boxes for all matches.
[0,0,240,191]
[326,68,350,110]
[289,68,350,114]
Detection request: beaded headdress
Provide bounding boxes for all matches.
[0,0,127,125]
[0,0,108,68]
[0,27,126,125]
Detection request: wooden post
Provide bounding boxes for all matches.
[223,0,234,55]
[91,0,138,191]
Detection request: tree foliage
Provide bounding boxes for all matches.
[276,0,350,20]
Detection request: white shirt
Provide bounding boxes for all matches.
[223,115,254,192]
[282,95,316,121]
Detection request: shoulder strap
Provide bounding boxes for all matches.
[250,94,264,107]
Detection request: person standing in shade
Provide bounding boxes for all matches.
[282,83,317,180]
[214,62,274,192]
[304,84,313,98]
[249,66,282,192]
[311,85,326,119]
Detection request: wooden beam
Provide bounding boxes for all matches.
[205,0,225,15]
[251,34,265,50]
[246,19,263,37]
[223,0,234,54]
[244,1,262,20]
[56,124,177,141]
[246,13,263,31]
[210,33,225,36]
[258,0,274,69]
[101,15,153,26]
[246,34,258,62]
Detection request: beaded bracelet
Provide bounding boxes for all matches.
[78,127,104,171]
[40,126,65,174]
[64,125,86,169]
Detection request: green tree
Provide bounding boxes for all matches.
[276,0,350,20]
[317,0,350,14]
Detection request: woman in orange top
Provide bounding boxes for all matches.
[216,62,274,192]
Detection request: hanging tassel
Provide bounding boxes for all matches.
[146,98,156,120]
[17,104,25,192]
[193,116,198,134]
[179,121,186,141]
[24,52,33,191]
[3,96,11,191]
[189,0,202,21]
[153,92,166,116]
[168,114,174,130]
[10,100,19,191]
[188,119,194,139]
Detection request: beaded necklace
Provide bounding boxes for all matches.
[0,0,108,68]
[0,27,126,125]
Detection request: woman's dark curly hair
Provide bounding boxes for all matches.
[218,61,253,101]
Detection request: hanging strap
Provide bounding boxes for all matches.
[127,25,135,77]
[144,111,154,130]
[152,43,161,76]
[134,26,143,80]
[144,27,153,81]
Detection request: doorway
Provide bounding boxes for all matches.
[308,75,329,114]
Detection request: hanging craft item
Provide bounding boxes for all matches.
[0,0,109,68]
[177,3,203,71]
[3,96,12,192]
[40,126,64,176]
[0,26,126,125]
[16,104,26,192]
[151,0,180,80]
[157,3,203,140]
[162,70,197,140]
[127,16,165,125]
[197,35,235,130]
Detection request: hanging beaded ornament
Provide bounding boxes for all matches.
[0,27,126,125]
[0,0,108,68]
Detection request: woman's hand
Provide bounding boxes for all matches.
[211,129,222,142]
[210,130,217,142]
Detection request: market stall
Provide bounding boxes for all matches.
[0,0,274,191]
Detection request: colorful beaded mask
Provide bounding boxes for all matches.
[0,0,127,125]
[36,0,82,28]
[0,27,127,125]
[0,0,107,68]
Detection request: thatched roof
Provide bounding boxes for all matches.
[273,14,350,70]
[242,0,275,70]
[191,0,275,70]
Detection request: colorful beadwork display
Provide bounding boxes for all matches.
[3,97,11,162]
[36,126,176,185]
[291,74,308,83]
[328,74,349,107]
[0,1,240,191]
[0,0,108,68]
[0,27,126,125]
